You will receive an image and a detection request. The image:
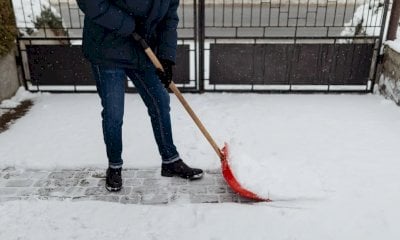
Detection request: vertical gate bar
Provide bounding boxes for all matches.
[183,0,186,28]
[370,0,390,92]
[268,0,272,27]
[258,0,262,26]
[213,0,216,27]
[67,0,74,30]
[199,0,205,92]
[332,0,337,28]
[314,0,318,27]
[241,0,245,26]
[194,0,198,91]
[232,0,235,27]
[223,0,226,27]
[342,0,348,28]
[360,0,368,31]
[350,0,357,31]
[323,0,328,27]
[250,0,254,26]
[278,0,282,27]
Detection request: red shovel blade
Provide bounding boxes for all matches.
[221,143,270,202]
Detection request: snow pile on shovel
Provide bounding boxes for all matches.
[227,139,326,200]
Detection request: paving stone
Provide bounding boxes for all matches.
[16,187,39,196]
[48,172,75,179]
[123,178,142,186]
[71,196,92,202]
[207,186,227,194]
[85,186,131,196]
[37,187,66,197]
[73,171,90,179]
[97,179,106,187]
[33,179,52,187]
[143,178,169,188]
[214,176,228,185]
[121,169,137,178]
[205,169,221,174]
[79,178,99,187]
[169,177,189,185]
[65,187,86,197]
[136,170,158,178]
[91,170,106,178]
[50,178,80,187]
[179,185,207,194]
[189,175,215,185]
[3,170,32,179]
[141,193,169,205]
[30,171,50,179]
[0,188,18,196]
[120,194,141,204]
[131,186,160,195]
[0,168,240,205]
[90,195,121,203]
[238,196,259,204]
[190,194,219,203]
[219,194,239,203]
[0,197,21,202]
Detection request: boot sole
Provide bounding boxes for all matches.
[105,185,122,192]
[161,170,204,180]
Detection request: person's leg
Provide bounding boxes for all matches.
[126,67,203,179]
[91,64,126,169]
[126,67,180,163]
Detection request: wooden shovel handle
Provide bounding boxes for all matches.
[134,34,223,159]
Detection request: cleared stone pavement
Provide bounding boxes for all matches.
[0,168,257,204]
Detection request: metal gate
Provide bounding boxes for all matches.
[13,0,390,92]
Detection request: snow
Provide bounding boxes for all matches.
[0,198,399,240]
[0,87,38,109]
[1,92,400,239]
[341,0,384,39]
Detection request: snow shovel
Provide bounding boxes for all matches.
[133,33,268,201]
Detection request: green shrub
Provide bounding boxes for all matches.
[0,0,17,57]
[34,7,67,36]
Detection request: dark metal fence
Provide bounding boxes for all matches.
[12,0,390,92]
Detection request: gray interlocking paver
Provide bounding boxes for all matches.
[91,195,121,203]
[79,178,100,187]
[0,187,19,195]
[0,168,256,205]
[190,194,219,203]
[136,169,158,178]
[48,171,75,179]
[120,194,141,204]
[124,178,143,186]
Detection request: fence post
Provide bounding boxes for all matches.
[198,0,205,92]
[387,0,400,40]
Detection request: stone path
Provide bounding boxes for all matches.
[0,168,256,204]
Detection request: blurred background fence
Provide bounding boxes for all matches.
[11,0,391,92]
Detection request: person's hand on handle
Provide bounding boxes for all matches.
[132,32,173,89]
[156,59,174,89]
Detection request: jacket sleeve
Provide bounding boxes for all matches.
[157,0,179,63]
[77,0,135,36]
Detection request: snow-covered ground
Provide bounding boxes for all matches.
[1,91,400,239]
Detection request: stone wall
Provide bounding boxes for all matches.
[0,49,20,103]
[378,46,400,106]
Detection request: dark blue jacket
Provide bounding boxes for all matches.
[77,0,179,68]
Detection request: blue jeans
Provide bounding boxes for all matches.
[91,64,180,168]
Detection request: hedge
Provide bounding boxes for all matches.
[0,0,17,57]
